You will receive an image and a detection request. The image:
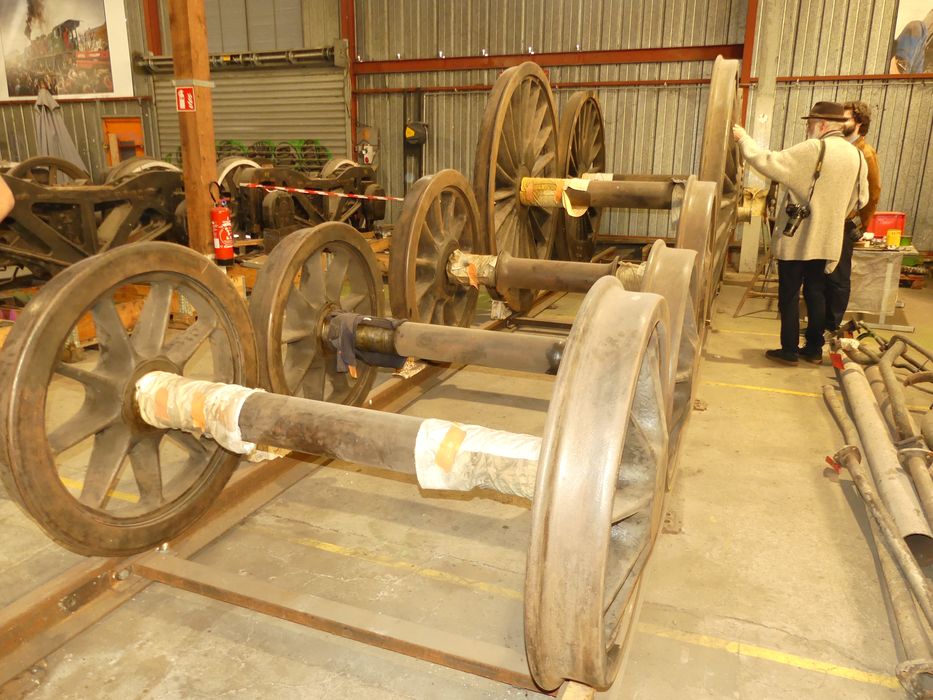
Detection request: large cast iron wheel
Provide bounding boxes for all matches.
[556,91,606,261]
[698,56,743,319]
[473,61,559,309]
[526,276,671,691]
[8,156,89,185]
[0,242,257,556]
[640,240,700,489]
[104,156,181,185]
[675,176,718,331]
[389,170,483,327]
[249,223,383,404]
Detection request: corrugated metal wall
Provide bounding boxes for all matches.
[0,0,157,180]
[355,0,744,237]
[749,0,933,250]
[152,67,350,164]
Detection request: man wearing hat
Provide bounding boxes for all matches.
[733,101,869,366]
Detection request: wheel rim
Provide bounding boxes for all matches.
[8,156,89,185]
[104,157,181,185]
[473,62,559,276]
[698,56,743,318]
[674,176,718,332]
[249,222,383,404]
[389,170,483,327]
[557,91,606,261]
[0,242,256,556]
[526,276,671,690]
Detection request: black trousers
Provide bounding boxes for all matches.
[777,259,827,354]
[824,224,856,331]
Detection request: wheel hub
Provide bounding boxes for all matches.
[123,356,182,436]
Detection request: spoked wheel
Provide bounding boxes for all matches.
[8,156,89,185]
[389,170,483,327]
[249,223,383,404]
[0,243,257,556]
[556,91,606,262]
[104,156,181,185]
[473,62,559,310]
[641,240,701,488]
[217,156,261,233]
[526,276,671,691]
[698,56,743,320]
[320,158,358,179]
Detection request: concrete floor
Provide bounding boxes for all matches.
[2,280,932,699]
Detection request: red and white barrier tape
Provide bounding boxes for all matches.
[239,182,404,202]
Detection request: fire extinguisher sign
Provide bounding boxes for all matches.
[175,87,196,112]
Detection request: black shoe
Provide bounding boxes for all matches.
[799,348,823,365]
[765,349,799,365]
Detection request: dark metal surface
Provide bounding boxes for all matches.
[249,223,383,403]
[0,242,257,555]
[583,180,677,210]
[496,252,615,295]
[473,61,559,306]
[8,156,89,185]
[0,170,185,284]
[698,56,743,318]
[526,276,671,691]
[389,169,483,327]
[555,91,606,261]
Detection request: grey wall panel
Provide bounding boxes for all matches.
[354,0,744,61]
[748,80,933,249]
[153,67,349,164]
[157,0,320,54]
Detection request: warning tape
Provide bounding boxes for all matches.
[238,182,405,202]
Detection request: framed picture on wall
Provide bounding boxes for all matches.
[0,0,133,100]
[890,1,933,73]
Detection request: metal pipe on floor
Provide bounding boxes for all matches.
[837,357,933,562]
[823,387,933,627]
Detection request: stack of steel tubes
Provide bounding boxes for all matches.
[824,323,933,697]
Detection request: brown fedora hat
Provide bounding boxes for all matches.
[799,101,847,121]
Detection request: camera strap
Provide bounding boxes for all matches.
[806,139,827,204]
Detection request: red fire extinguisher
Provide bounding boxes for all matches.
[209,181,234,266]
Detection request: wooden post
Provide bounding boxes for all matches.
[167,0,217,255]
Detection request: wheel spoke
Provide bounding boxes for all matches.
[54,363,115,395]
[164,317,218,368]
[131,282,175,357]
[299,252,327,303]
[531,150,555,177]
[165,430,211,458]
[78,424,133,508]
[129,436,164,508]
[324,249,350,300]
[342,291,367,311]
[92,296,134,372]
[49,404,119,455]
[611,483,654,523]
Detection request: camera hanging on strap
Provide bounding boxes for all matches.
[782,139,826,238]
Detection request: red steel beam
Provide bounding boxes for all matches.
[340,0,358,148]
[740,0,759,126]
[354,44,743,75]
[143,0,163,56]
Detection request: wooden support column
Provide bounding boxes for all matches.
[340,0,357,149]
[168,0,217,255]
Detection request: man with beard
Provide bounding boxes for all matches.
[824,101,882,333]
[733,102,868,366]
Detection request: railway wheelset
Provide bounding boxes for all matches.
[0,56,742,693]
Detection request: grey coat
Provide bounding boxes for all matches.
[738,133,869,273]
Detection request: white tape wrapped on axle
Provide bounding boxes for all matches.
[414,418,541,499]
[447,250,498,288]
[561,178,591,218]
[136,371,280,463]
[615,261,645,291]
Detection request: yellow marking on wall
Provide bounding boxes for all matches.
[703,380,929,411]
[713,328,776,337]
[638,622,900,690]
[59,477,139,503]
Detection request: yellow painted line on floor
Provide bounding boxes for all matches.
[638,622,900,690]
[704,380,820,398]
[249,524,899,690]
[59,476,139,503]
[251,525,523,601]
[713,328,776,337]
[703,380,930,412]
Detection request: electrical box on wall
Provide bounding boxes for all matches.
[404,121,427,148]
[356,125,379,165]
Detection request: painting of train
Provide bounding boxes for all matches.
[0,0,119,97]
